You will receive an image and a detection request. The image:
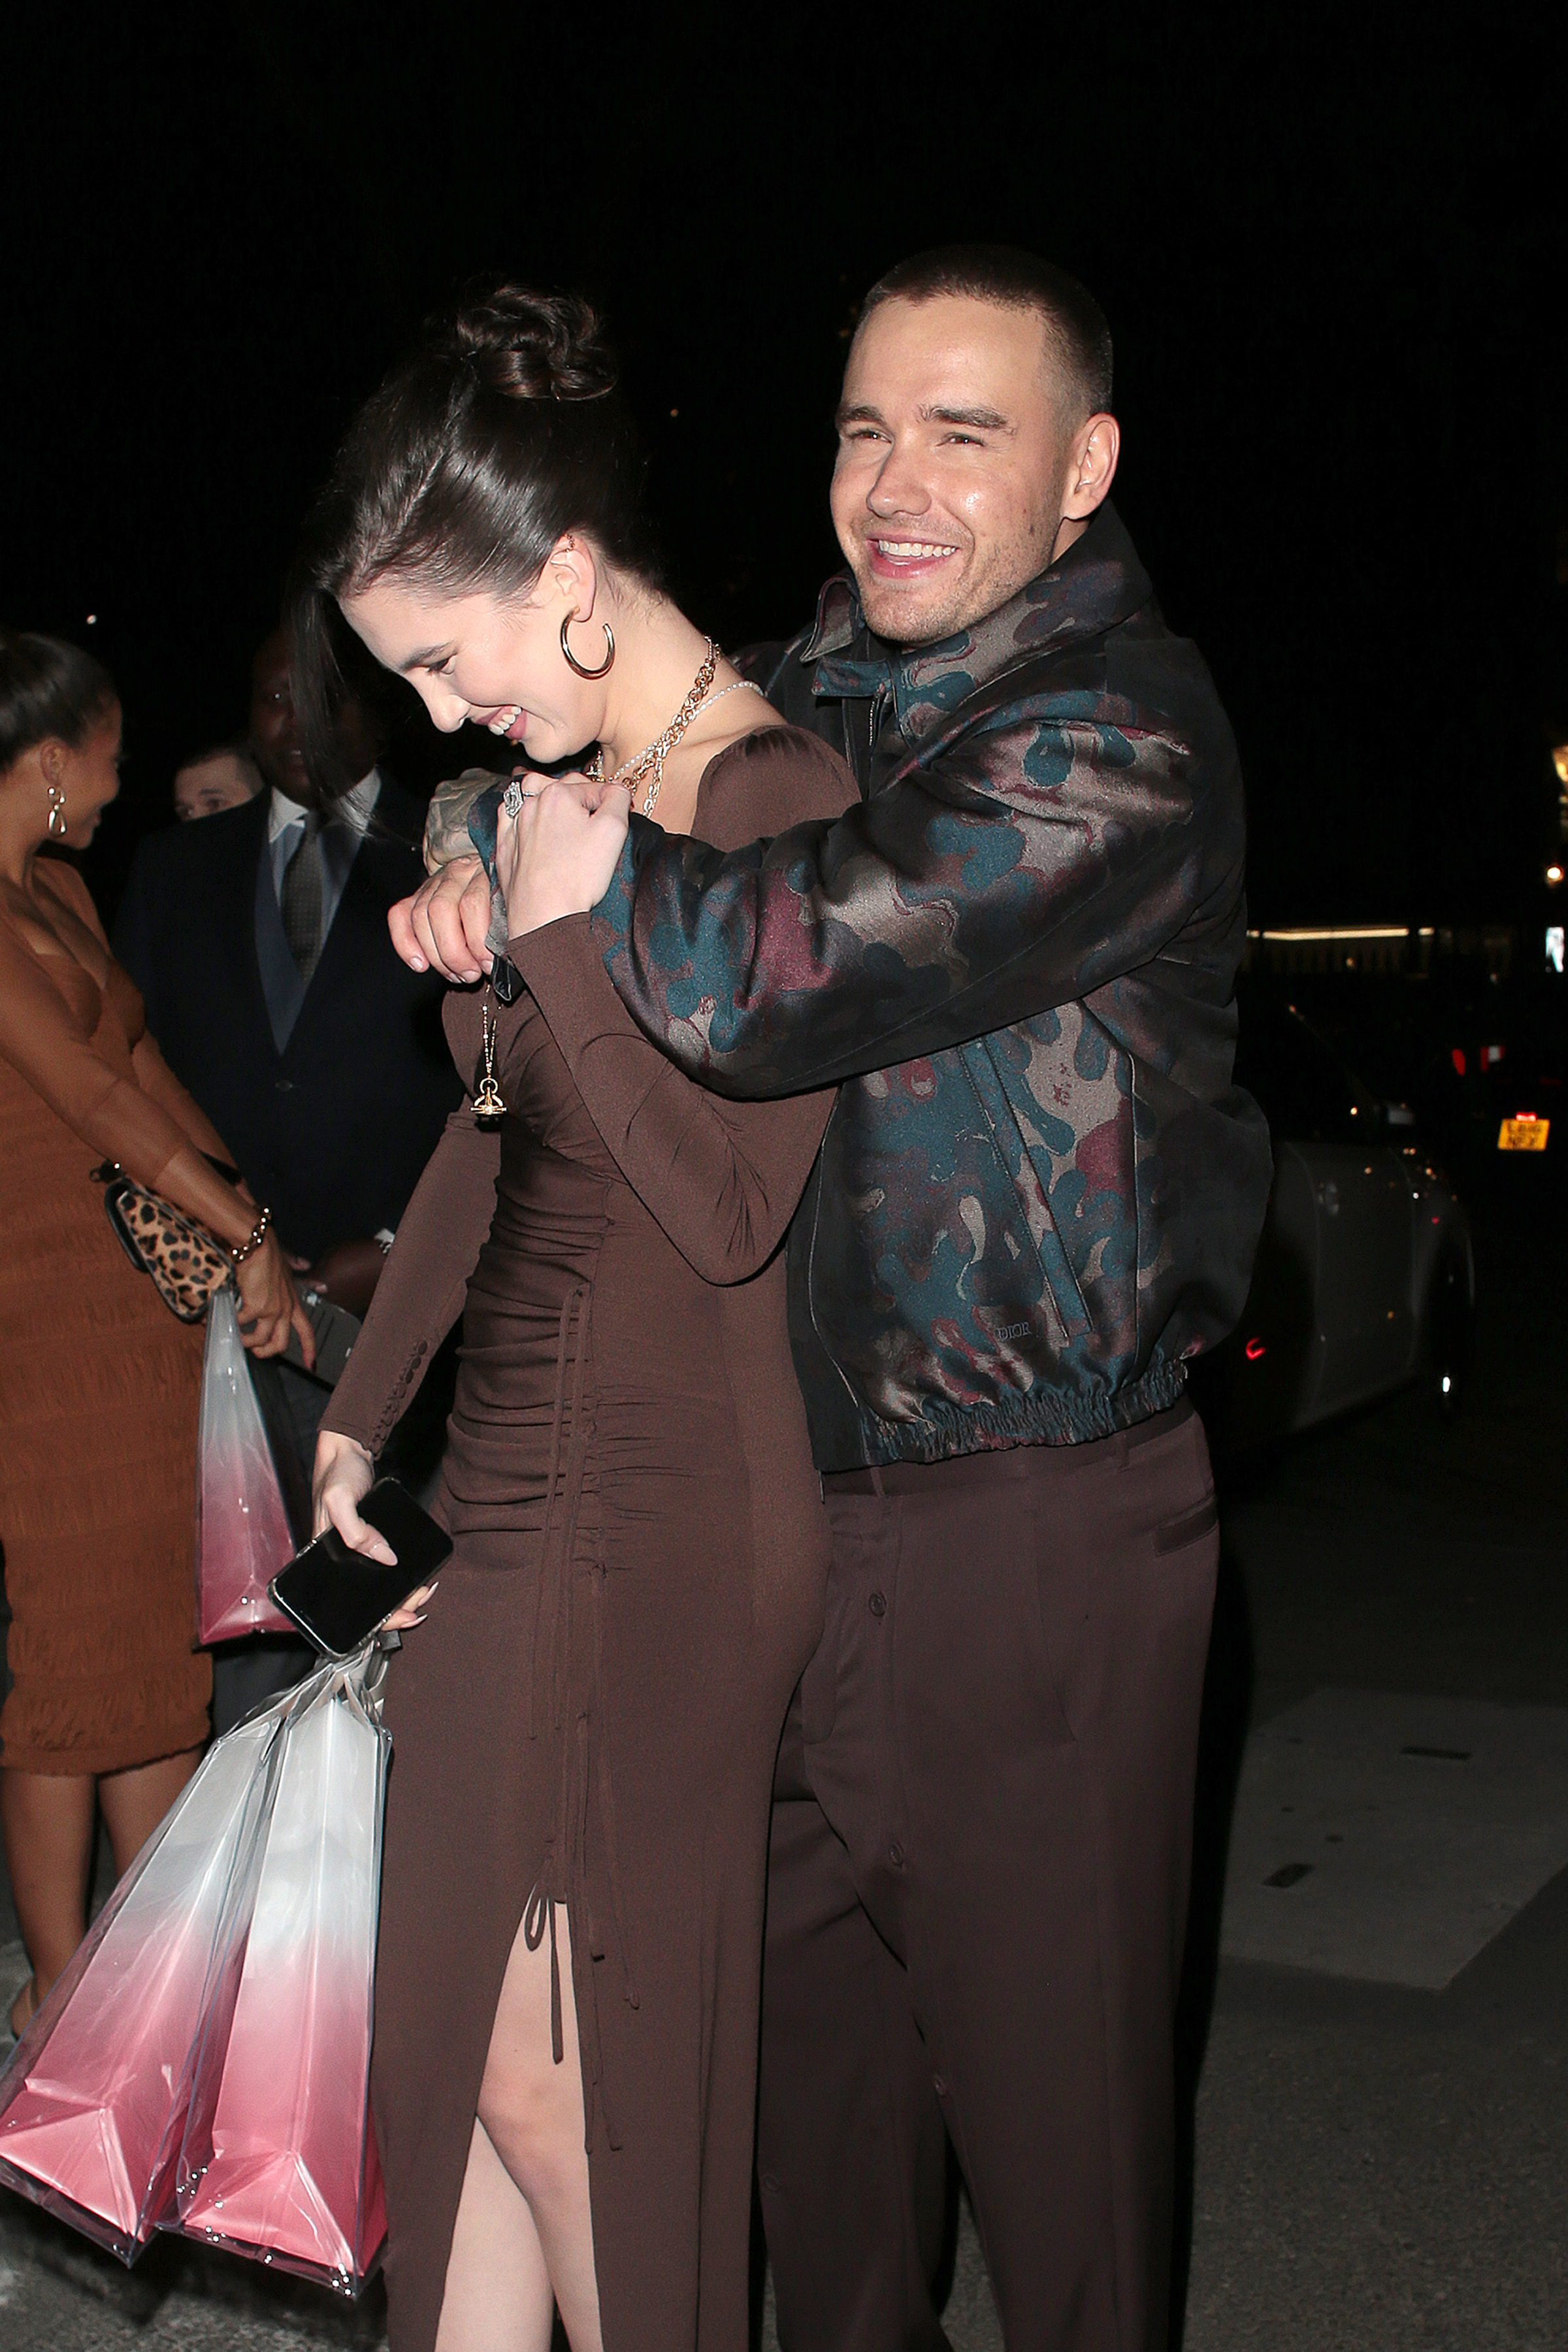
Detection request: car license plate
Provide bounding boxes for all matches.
[1497,1117,1550,1151]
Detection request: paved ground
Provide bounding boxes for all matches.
[1,1188,1563,2349]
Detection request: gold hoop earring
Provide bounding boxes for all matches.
[559,612,615,679]
[46,785,67,840]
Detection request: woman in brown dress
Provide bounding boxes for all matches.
[298,289,853,2352]
[0,631,313,2037]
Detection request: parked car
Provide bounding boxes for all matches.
[1194,986,1475,1452]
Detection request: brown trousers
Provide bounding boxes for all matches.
[757,1399,1219,2352]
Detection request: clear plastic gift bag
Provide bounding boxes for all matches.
[0,1695,288,2261]
[173,1647,390,2293]
[196,1283,295,1641]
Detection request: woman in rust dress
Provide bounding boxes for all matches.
[0,631,312,2038]
[301,289,853,2351]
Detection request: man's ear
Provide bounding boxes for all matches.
[546,534,601,621]
[1061,413,1120,522]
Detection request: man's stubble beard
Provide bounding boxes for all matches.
[853,533,1039,649]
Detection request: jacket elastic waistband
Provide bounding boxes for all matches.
[823,1395,1196,1498]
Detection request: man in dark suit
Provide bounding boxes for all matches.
[114,626,461,1725]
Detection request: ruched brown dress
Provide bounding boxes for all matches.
[321,727,854,2352]
[0,859,212,1772]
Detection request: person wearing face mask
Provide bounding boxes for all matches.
[288,284,856,2352]
[405,248,1274,2352]
[0,629,312,2043]
[111,626,461,1728]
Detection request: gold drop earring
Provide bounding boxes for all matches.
[46,785,67,840]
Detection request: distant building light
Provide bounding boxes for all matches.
[1451,1047,1466,1077]
[1244,1336,1267,1361]
[1548,866,1564,886]
[1553,746,1568,787]
[1252,925,1414,942]
[86,613,97,626]
[1548,925,1565,975]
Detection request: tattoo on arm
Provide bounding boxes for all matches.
[423,770,495,873]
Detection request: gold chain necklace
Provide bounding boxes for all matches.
[587,639,720,821]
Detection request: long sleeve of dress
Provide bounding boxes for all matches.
[508,726,856,1285]
[129,1028,238,1165]
[0,915,215,1198]
[509,917,832,1284]
[319,1104,500,1456]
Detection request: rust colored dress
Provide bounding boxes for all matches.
[321,728,854,2352]
[0,859,212,1774]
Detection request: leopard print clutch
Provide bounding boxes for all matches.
[93,1163,233,1321]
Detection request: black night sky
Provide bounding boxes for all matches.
[7,3,1567,929]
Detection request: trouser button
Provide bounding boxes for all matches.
[868,1590,887,1618]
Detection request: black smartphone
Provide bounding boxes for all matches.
[282,1288,363,1388]
[269,1479,453,1659]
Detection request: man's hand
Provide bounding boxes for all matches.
[388,857,493,982]
[495,775,632,939]
[422,769,495,875]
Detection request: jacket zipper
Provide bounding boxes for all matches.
[869,682,891,772]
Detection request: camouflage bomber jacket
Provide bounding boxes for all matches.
[478,503,1274,1472]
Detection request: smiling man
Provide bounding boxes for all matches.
[402,246,1272,2351]
[832,282,1109,642]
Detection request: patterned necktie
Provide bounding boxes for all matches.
[280,812,324,983]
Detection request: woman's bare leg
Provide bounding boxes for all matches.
[0,1769,95,2030]
[97,1748,202,1879]
[437,1903,603,2351]
[435,2119,555,2352]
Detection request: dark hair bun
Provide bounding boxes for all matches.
[446,284,617,403]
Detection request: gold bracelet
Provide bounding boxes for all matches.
[229,1206,272,1266]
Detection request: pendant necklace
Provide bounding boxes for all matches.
[585,640,760,821]
[473,992,506,1122]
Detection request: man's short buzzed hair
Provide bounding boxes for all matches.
[857,244,1114,419]
[180,739,264,788]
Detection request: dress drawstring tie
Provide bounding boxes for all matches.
[520,1281,638,2154]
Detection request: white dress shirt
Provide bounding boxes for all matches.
[267,768,382,945]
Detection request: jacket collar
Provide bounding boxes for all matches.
[801,501,1152,743]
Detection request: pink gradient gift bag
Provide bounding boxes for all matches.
[196,1283,295,1641]
[172,1648,390,2292]
[0,1696,286,2260]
